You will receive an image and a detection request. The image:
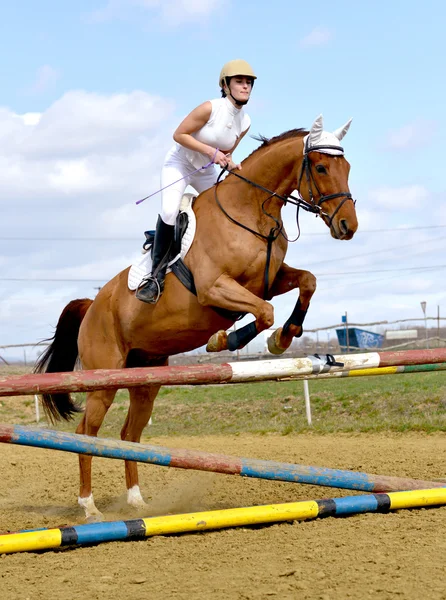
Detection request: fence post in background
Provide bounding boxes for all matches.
[342,312,350,353]
[438,305,441,344]
[303,380,312,426]
[420,301,429,349]
[34,395,40,423]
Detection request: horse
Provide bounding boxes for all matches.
[35,114,358,521]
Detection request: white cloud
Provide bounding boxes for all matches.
[0,90,176,202]
[434,197,446,221]
[48,159,108,193]
[369,185,428,210]
[89,0,220,26]
[22,113,41,126]
[28,65,60,94]
[385,120,436,150]
[158,0,219,25]
[300,27,333,48]
[0,88,182,348]
[22,90,174,158]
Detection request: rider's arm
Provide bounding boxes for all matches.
[225,127,250,170]
[173,102,216,159]
[227,126,250,155]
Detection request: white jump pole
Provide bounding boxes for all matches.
[303,379,312,426]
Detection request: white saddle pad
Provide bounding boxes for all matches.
[128,194,196,291]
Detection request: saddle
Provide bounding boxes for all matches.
[134,195,244,320]
[142,194,197,296]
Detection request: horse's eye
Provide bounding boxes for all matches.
[316,165,327,174]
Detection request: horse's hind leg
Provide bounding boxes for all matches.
[266,264,317,354]
[76,388,117,521]
[120,384,162,509]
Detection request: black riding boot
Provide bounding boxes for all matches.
[136,216,175,304]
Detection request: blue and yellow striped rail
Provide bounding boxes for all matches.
[1,488,445,554]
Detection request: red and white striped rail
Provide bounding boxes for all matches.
[1,348,446,397]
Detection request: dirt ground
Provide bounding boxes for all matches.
[0,432,445,600]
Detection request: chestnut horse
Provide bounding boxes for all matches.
[35,115,358,520]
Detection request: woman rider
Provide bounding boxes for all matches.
[136,59,256,304]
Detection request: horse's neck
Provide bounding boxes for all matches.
[240,138,303,207]
[200,138,303,234]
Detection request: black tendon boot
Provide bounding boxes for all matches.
[136,216,175,304]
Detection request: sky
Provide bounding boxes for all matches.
[1,0,446,361]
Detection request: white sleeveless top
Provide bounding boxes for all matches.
[175,97,251,169]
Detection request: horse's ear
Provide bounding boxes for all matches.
[308,114,324,146]
[332,118,352,141]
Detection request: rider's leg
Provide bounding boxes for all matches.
[135,215,175,303]
[136,154,217,304]
[136,156,188,304]
[189,165,218,194]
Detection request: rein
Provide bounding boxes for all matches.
[213,141,355,298]
[214,169,284,299]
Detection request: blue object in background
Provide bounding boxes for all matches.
[336,328,384,350]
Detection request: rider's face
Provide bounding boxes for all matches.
[227,76,253,102]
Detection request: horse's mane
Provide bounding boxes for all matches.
[246,128,308,161]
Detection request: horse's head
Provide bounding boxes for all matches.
[298,115,358,240]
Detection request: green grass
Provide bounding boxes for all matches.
[58,370,446,437]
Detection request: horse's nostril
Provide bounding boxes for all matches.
[340,219,349,235]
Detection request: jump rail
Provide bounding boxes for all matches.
[1,488,445,554]
[2,348,446,397]
[1,425,444,493]
[286,362,446,381]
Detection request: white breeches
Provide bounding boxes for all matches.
[160,148,217,225]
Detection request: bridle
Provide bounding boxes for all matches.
[213,138,356,298]
[296,138,355,229]
[216,139,355,229]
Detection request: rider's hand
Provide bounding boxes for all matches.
[211,149,230,168]
[226,156,242,171]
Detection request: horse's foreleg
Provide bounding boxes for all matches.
[76,389,117,522]
[266,264,317,355]
[121,385,161,509]
[199,273,274,352]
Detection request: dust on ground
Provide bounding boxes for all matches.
[0,433,445,600]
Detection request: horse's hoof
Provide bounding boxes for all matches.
[206,330,228,352]
[267,328,287,355]
[85,513,104,523]
[127,485,148,509]
[78,494,103,522]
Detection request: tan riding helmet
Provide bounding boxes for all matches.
[219,59,257,89]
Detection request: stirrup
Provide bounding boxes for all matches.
[136,275,163,304]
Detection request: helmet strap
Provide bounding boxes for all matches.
[230,93,248,106]
[224,78,249,107]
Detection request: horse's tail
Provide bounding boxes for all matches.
[34,298,93,423]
